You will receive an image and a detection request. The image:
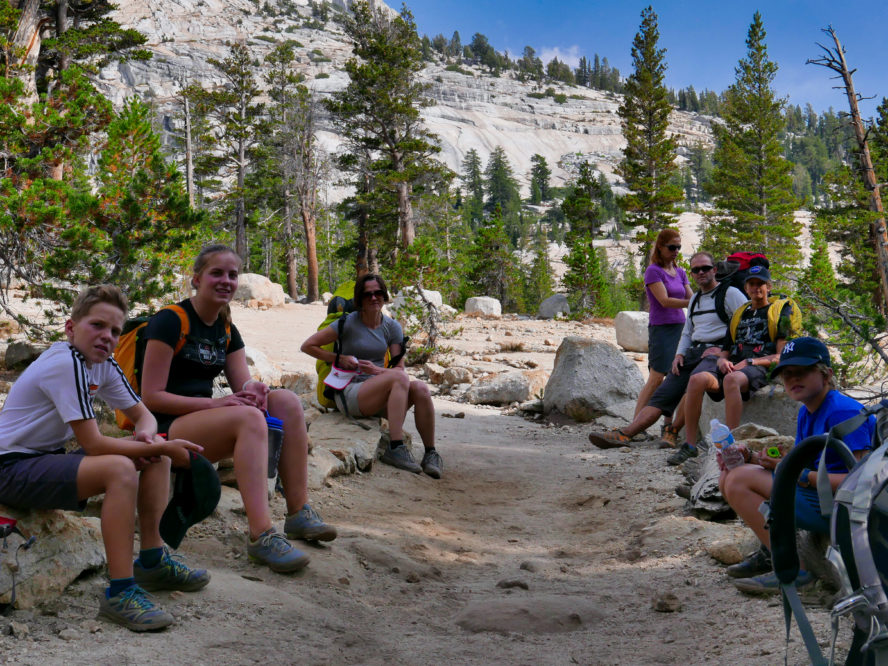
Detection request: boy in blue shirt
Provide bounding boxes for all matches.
[0,286,207,630]
[719,337,875,593]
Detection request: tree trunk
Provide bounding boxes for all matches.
[283,196,299,299]
[302,207,319,302]
[55,0,69,72]
[184,96,195,208]
[810,28,888,313]
[396,181,414,250]
[12,0,42,108]
[235,135,247,266]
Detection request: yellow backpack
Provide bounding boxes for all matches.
[315,282,356,409]
[728,295,802,344]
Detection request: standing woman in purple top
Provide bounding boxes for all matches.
[634,229,693,425]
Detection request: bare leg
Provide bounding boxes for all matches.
[136,456,172,550]
[671,395,686,432]
[721,464,774,548]
[619,405,665,437]
[170,406,271,540]
[77,455,140,580]
[267,389,309,513]
[722,371,751,430]
[684,371,720,447]
[407,379,435,449]
[356,370,411,440]
[634,369,665,418]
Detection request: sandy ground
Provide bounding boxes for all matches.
[0,301,856,665]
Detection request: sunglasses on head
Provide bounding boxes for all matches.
[362,289,385,300]
[691,265,714,274]
[666,244,681,252]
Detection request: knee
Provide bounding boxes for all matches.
[105,455,139,488]
[269,389,305,423]
[409,379,431,403]
[235,405,267,438]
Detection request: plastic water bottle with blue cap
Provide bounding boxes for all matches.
[710,418,744,470]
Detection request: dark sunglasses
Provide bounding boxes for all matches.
[362,289,386,300]
[690,265,714,274]
[666,244,681,252]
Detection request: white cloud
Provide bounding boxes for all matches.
[539,45,582,68]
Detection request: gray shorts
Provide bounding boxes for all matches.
[334,381,385,418]
[648,323,684,374]
[0,450,86,511]
[693,356,770,402]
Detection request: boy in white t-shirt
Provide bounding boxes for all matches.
[0,285,206,631]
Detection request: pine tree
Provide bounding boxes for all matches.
[704,12,801,273]
[528,154,551,203]
[562,235,610,315]
[464,210,523,311]
[460,148,485,228]
[524,223,554,311]
[561,161,604,237]
[616,6,682,265]
[484,147,521,239]
[326,1,441,257]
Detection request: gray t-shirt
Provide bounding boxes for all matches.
[327,311,404,383]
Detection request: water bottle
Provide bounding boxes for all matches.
[710,418,744,470]
[266,415,284,479]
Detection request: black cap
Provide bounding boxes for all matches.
[744,265,771,283]
[772,337,831,376]
[160,452,221,549]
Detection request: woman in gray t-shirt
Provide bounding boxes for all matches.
[302,274,442,479]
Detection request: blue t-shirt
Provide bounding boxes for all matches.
[796,390,874,472]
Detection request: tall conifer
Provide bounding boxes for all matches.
[617,6,681,265]
[704,12,800,272]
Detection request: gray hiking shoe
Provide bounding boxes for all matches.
[98,585,174,632]
[284,504,337,542]
[726,546,772,579]
[667,442,699,466]
[247,530,310,573]
[134,547,210,592]
[379,444,422,474]
[732,570,815,595]
[421,449,443,479]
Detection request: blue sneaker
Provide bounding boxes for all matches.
[284,504,337,542]
[247,530,310,573]
[134,547,211,592]
[98,585,174,632]
[732,570,816,595]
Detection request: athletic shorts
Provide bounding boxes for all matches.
[795,485,829,534]
[647,351,714,416]
[334,381,386,418]
[0,450,86,511]
[648,323,684,375]
[693,356,770,403]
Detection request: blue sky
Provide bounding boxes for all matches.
[403,0,888,118]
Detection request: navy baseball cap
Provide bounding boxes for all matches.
[772,337,831,376]
[744,265,771,283]
[160,452,221,549]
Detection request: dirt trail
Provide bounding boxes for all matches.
[0,303,852,665]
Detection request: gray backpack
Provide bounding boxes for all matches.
[770,402,888,666]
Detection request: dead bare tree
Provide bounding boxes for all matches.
[808,26,888,314]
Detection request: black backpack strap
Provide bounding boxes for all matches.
[713,281,730,324]
[688,291,701,318]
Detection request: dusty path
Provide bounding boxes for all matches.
[0,301,854,664]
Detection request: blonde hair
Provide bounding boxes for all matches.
[814,361,837,389]
[192,244,241,328]
[71,285,128,321]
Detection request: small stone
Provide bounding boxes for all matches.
[706,539,744,565]
[59,627,80,641]
[652,592,682,613]
[170,590,186,599]
[519,561,538,573]
[496,579,529,590]
[338,577,350,585]
[7,621,29,638]
[405,572,420,583]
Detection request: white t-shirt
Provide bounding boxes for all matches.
[0,342,139,456]
[675,284,748,356]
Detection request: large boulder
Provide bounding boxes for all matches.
[700,384,798,437]
[389,287,445,328]
[234,273,286,307]
[543,338,643,422]
[464,369,549,405]
[464,296,502,317]
[0,508,105,609]
[244,346,282,387]
[537,294,570,320]
[614,311,649,353]
[4,341,47,370]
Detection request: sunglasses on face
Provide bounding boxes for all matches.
[666,244,681,252]
[362,289,385,300]
[690,265,714,274]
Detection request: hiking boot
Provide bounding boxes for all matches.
[247,530,310,573]
[98,585,174,632]
[421,449,443,479]
[726,546,772,579]
[134,547,210,592]
[656,424,680,449]
[379,444,422,473]
[732,570,815,595]
[284,504,337,542]
[667,442,699,466]
[587,429,631,450]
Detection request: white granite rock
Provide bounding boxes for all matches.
[465,296,502,317]
[614,311,649,353]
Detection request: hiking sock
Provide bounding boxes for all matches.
[138,547,164,569]
[390,439,404,449]
[107,577,136,598]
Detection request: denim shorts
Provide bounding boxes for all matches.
[795,485,829,534]
[0,450,86,511]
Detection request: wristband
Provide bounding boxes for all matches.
[242,379,254,392]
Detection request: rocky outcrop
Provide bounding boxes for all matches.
[543,338,643,422]
[234,273,286,308]
[244,346,283,387]
[614,311,649,353]
[464,369,548,406]
[3,341,47,370]
[700,384,799,437]
[537,294,570,320]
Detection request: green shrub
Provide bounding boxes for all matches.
[527,92,545,99]
[553,93,567,104]
[315,72,330,79]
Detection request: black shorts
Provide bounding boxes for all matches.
[0,450,86,511]
[648,323,684,375]
[647,353,712,416]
